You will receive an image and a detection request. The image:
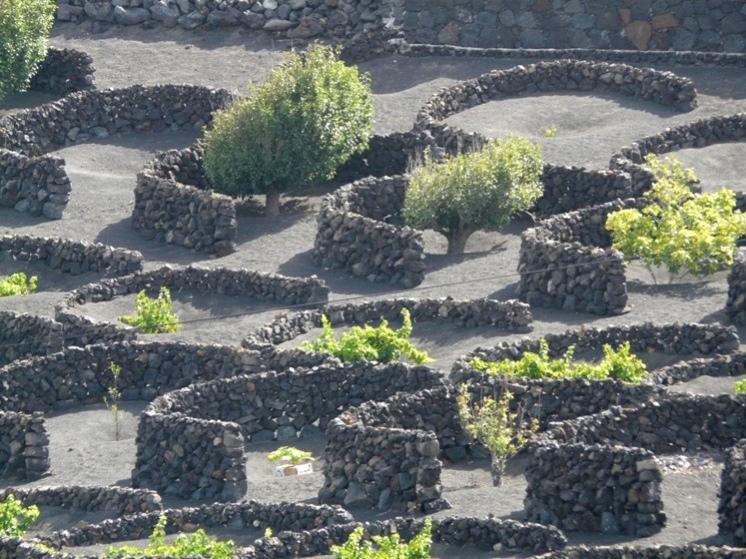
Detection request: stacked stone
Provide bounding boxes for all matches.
[54,0,392,44]
[243,296,533,349]
[537,165,634,216]
[719,440,746,544]
[537,545,746,559]
[313,175,426,287]
[402,0,746,53]
[0,235,143,276]
[134,363,443,500]
[0,150,70,219]
[525,443,664,536]
[30,47,96,95]
[0,411,48,480]
[651,353,746,385]
[611,113,746,193]
[0,84,234,157]
[401,43,746,67]
[726,249,746,325]
[0,312,63,367]
[0,486,162,516]
[518,199,644,315]
[415,61,697,134]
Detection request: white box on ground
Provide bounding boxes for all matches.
[274,462,314,477]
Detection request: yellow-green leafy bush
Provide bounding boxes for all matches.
[0,494,39,537]
[118,287,181,334]
[403,137,543,255]
[331,518,432,559]
[0,272,38,297]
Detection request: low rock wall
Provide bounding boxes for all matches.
[719,439,746,545]
[536,545,746,559]
[30,47,96,96]
[525,443,664,536]
[0,486,162,516]
[0,312,63,367]
[727,249,746,325]
[0,411,48,480]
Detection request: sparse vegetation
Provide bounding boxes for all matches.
[543,127,558,138]
[105,514,234,559]
[0,0,56,101]
[0,494,39,537]
[103,363,123,440]
[267,446,315,465]
[457,386,538,486]
[606,155,746,280]
[118,287,181,334]
[0,272,38,297]
[203,43,374,216]
[735,379,746,396]
[469,339,649,384]
[331,518,432,559]
[403,137,544,255]
[300,308,430,364]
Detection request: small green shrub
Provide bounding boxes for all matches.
[300,308,430,364]
[203,43,374,216]
[105,514,234,559]
[119,287,181,334]
[0,494,39,537]
[0,0,56,101]
[0,272,38,297]
[331,518,432,559]
[104,363,123,440]
[457,387,538,485]
[403,137,544,255]
[543,127,558,138]
[735,380,746,396]
[606,155,746,279]
[267,446,314,465]
[469,339,648,384]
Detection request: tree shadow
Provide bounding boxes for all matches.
[626,278,724,300]
[0,91,60,117]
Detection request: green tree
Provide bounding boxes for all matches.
[0,494,39,537]
[203,43,374,216]
[0,0,56,101]
[606,155,746,280]
[403,137,543,255]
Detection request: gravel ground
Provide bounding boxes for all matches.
[2,22,746,548]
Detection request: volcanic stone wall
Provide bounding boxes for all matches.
[518,198,644,315]
[0,150,70,219]
[525,443,664,536]
[0,486,162,516]
[726,250,746,325]
[134,362,442,500]
[314,175,426,288]
[414,61,698,135]
[719,439,746,545]
[243,297,533,349]
[0,411,49,480]
[1,235,143,276]
[538,545,746,559]
[30,47,96,96]
[0,312,63,367]
[402,0,746,52]
[537,165,636,216]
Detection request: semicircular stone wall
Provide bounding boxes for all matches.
[0,84,233,219]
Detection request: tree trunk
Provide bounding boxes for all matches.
[490,455,506,487]
[446,228,471,255]
[265,185,281,217]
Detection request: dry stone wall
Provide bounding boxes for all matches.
[0,486,162,516]
[0,312,63,367]
[0,411,48,480]
[537,545,746,559]
[402,0,746,52]
[30,47,96,96]
[728,250,746,324]
[719,439,746,545]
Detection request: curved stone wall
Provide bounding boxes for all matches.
[0,84,233,219]
[0,312,63,367]
[30,47,96,96]
[719,439,746,546]
[0,486,162,516]
[537,545,746,559]
[55,265,329,344]
[0,411,48,481]
[134,362,443,500]
[243,297,533,352]
[415,61,697,137]
[727,249,746,325]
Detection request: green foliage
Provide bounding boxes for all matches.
[105,514,234,559]
[0,494,39,537]
[543,127,558,138]
[735,379,746,396]
[0,272,38,297]
[331,518,432,559]
[104,363,123,440]
[119,287,181,334]
[469,339,649,384]
[300,308,430,364]
[203,43,374,214]
[267,446,315,465]
[403,137,543,254]
[457,386,538,464]
[606,155,746,278]
[0,0,55,101]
